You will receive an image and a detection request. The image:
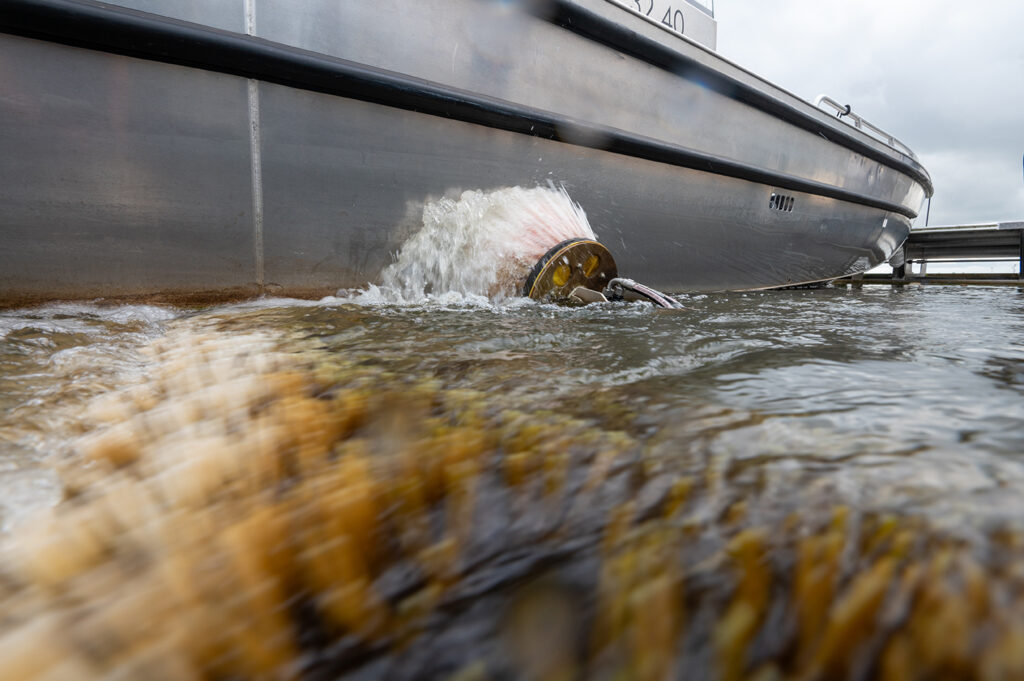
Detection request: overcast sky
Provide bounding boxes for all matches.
[714,0,1024,227]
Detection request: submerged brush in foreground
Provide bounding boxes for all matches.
[1,317,1023,681]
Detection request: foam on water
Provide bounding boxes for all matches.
[0,303,181,483]
[346,185,596,304]
[0,303,177,340]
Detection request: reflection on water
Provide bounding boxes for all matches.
[1,286,1024,679]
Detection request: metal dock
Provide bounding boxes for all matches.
[836,221,1024,285]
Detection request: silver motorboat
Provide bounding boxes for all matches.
[0,0,932,305]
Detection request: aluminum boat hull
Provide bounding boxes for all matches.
[0,0,932,305]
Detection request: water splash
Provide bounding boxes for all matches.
[375,185,596,302]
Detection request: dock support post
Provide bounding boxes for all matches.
[1015,229,1024,280]
[1019,230,1023,280]
[894,245,907,280]
[890,245,906,281]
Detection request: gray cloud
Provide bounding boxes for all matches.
[715,0,1024,225]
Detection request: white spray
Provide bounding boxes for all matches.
[379,185,596,301]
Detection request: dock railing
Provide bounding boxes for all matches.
[814,95,919,161]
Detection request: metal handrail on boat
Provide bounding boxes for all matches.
[815,95,918,161]
[686,0,714,17]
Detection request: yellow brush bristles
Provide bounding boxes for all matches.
[3,324,1024,681]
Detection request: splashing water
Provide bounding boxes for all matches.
[377,185,596,301]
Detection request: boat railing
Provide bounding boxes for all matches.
[686,0,715,17]
[814,95,918,161]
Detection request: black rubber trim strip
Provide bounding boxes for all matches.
[543,0,934,196]
[0,0,924,217]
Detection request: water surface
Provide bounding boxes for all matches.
[2,285,1024,679]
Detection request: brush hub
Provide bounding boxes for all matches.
[522,239,618,301]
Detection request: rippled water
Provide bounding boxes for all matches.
[7,288,1021,473]
[2,285,1024,679]
[284,286,1024,531]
